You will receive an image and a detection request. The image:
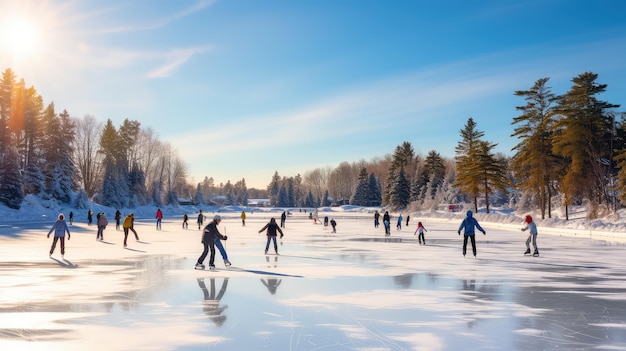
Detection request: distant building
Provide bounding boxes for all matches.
[248,199,271,207]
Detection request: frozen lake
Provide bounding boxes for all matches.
[1,211,626,350]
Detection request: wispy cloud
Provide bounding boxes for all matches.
[147,46,214,78]
[93,0,215,34]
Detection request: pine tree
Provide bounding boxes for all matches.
[454,117,484,212]
[552,72,619,218]
[511,77,560,219]
[277,184,288,207]
[350,167,369,206]
[388,167,411,209]
[22,161,45,195]
[268,171,281,206]
[322,189,331,206]
[383,142,415,205]
[367,173,382,206]
[194,183,205,205]
[0,146,23,209]
[473,141,510,213]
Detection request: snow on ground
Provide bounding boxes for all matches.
[1,203,626,350]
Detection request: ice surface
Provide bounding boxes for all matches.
[1,211,626,350]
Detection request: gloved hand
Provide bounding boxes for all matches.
[482,231,486,235]
[457,231,461,235]
[280,234,284,239]
[223,236,228,240]
[68,236,71,240]
[47,234,50,238]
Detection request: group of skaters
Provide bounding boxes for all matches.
[46,207,540,264]
[374,209,540,258]
[194,214,284,270]
[46,210,142,258]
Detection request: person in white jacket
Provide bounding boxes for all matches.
[521,215,539,257]
[48,213,71,258]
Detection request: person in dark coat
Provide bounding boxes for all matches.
[259,217,284,255]
[280,211,287,228]
[195,215,227,270]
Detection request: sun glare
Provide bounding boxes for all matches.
[1,17,41,59]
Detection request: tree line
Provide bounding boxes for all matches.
[0,68,623,219]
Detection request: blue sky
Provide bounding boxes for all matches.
[1,0,626,188]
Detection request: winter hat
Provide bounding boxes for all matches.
[525,215,533,224]
[214,215,222,220]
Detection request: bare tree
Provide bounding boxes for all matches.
[327,161,359,204]
[304,166,331,204]
[73,115,104,197]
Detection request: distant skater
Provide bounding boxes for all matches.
[47,214,71,258]
[406,215,410,227]
[69,211,73,225]
[280,211,287,228]
[458,210,486,257]
[397,214,403,230]
[383,211,391,235]
[195,215,227,270]
[374,210,380,228]
[156,208,163,230]
[122,213,140,248]
[197,210,205,230]
[87,210,93,225]
[259,217,284,255]
[330,218,337,233]
[241,211,246,226]
[521,215,539,257]
[414,221,428,245]
[97,213,108,241]
[183,213,189,229]
[115,210,121,230]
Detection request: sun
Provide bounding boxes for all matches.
[1,17,41,59]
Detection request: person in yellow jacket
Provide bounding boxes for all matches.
[241,211,246,226]
[122,213,140,248]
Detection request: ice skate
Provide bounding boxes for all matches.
[224,259,231,267]
[533,250,539,257]
[194,263,205,270]
[209,264,216,270]
[524,249,531,255]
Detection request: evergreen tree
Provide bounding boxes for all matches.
[194,183,205,205]
[350,167,369,206]
[322,189,331,206]
[74,188,90,209]
[454,117,485,212]
[277,184,289,207]
[0,146,23,209]
[474,141,510,213]
[552,72,619,218]
[367,173,382,206]
[383,142,415,205]
[388,167,411,209]
[268,171,281,206]
[511,77,560,219]
[305,190,316,207]
[22,161,45,195]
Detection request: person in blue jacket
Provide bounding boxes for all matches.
[458,210,486,258]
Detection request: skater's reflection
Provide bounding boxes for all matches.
[197,278,229,326]
[260,278,282,295]
[266,255,278,267]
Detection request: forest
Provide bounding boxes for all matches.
[0,68,623,220]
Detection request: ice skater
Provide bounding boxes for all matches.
[96,212,108,241]
[195,215,228,270]
[47,214,71,258]
[155,208,163,230]
[458,210,486,257]
[414,221,428,245]
[397,214,403,230]
[183,213,189,229]
[241,211,246,226]
[521,215,539,256]
[330,218,337,233]
[383,211,391,235]
[115,209,121,230]
[122,213,140,248]
[374,210,380,228]
[197,210,205,230]
[259,217,283,255]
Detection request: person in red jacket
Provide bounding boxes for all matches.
[156,208,163,230]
